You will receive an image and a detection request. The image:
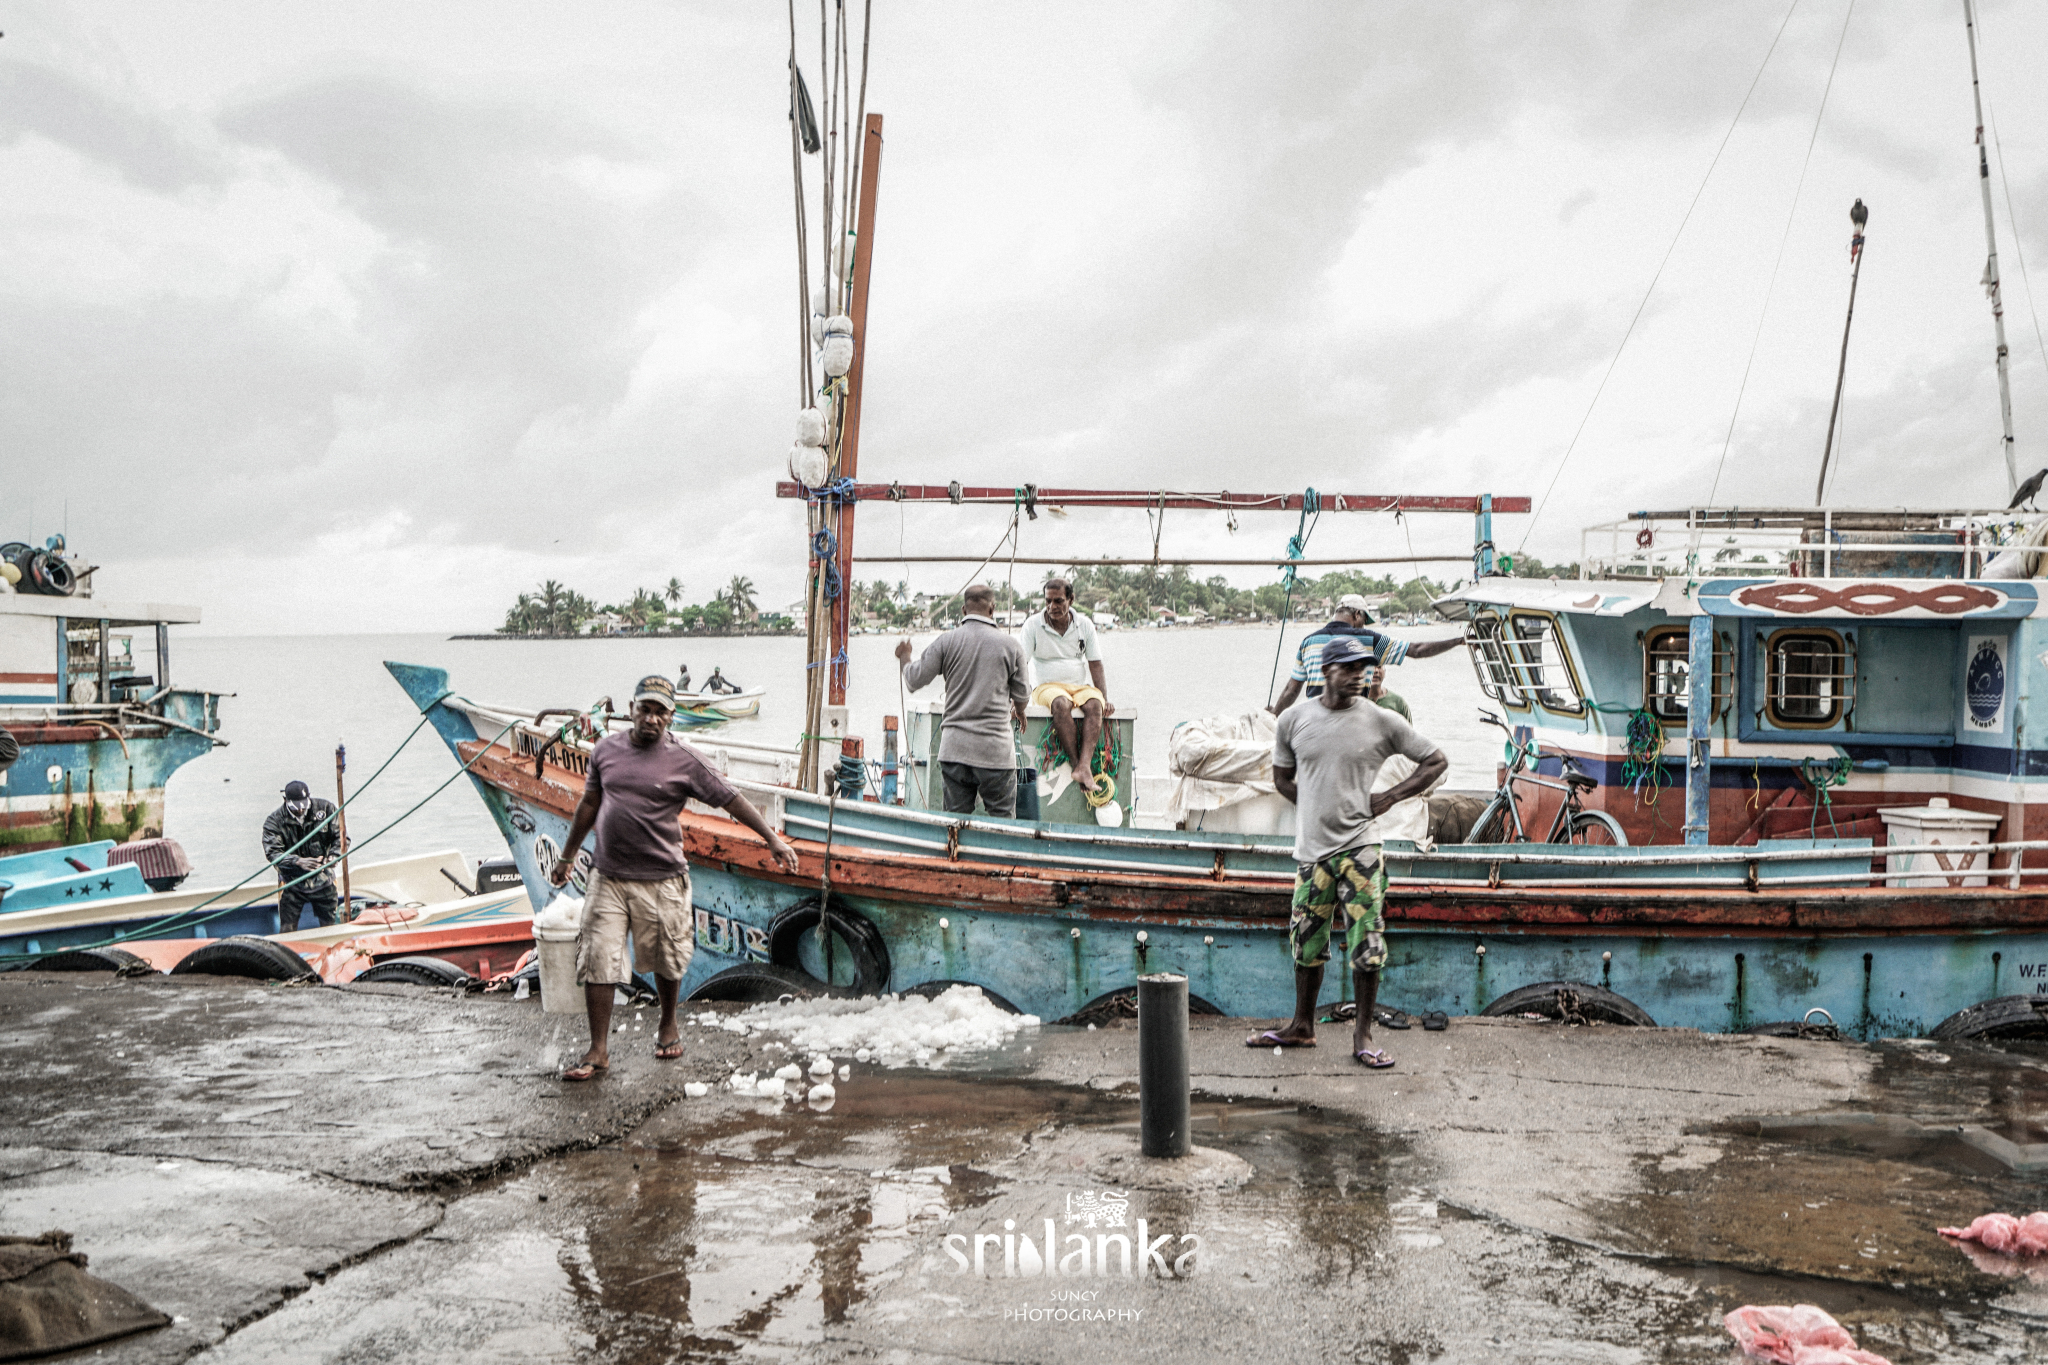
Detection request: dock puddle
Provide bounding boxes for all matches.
[196,1064,2048,1362]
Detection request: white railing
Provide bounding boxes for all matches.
[1581,506,2034,579]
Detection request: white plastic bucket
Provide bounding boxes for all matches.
[537,934,583,1014]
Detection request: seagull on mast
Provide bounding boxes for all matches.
[2009,467,2048,510]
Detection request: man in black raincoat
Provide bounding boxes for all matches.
[262,780,343,930]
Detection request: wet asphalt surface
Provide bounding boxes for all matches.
[1,972,2045,1362]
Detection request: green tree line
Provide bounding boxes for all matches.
[499,575,794,636]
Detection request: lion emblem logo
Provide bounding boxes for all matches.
[1063,1190,1130,1229]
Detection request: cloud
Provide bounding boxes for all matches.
[5,0,2048,631]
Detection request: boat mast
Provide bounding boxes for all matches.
[830,114,884,715]
[1815,199,1868,506]
[1964,0,2018,496]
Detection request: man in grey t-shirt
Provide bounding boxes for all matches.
[896,584,1030,816]
[1251,635,1446,1067]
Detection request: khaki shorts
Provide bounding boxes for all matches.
[1030,681,1106,709]
[576,871,695,983]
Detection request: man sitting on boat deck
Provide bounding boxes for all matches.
[1267,594,1460,714]
[1253,635,1447,1068]
[1019,578,1112,783]
[547,674,799,1083]
[262,780,344,931]
[896,583,1030,818]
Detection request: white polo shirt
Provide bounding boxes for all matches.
[1019,610,1102,687]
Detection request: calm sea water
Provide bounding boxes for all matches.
[162,626,1498,883]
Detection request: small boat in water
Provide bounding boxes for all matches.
[673,686,764,727]
[0,847,502,961]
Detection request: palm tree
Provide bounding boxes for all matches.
[538,580,566,635]
[664,576,684,607]
[725,575,758,622]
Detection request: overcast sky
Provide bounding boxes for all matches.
[7,0,2048,633]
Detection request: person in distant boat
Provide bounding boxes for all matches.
[547,674,799,1083]
[1267,594,1461,713]
[704,668,741,695]
[895,583,1030,817]
[1252,636,1446,1069]
[677,662,692,694]
[1019,579,1112,780]
[262,780,344,931]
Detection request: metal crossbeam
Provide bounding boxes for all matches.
[775,482,1531,513]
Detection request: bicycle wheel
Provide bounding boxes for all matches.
[1464,796,1518,844]
[1558,809,1627,847]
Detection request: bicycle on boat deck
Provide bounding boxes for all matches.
[1465,709,1628,846]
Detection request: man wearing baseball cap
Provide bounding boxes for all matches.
[1254,635,1446,1068]
[262,779,344,930]
[548,674,800,1082]
[1267,593,1461,714]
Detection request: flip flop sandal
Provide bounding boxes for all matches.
[1321,1003,1358,1023]
[1246,1030,1316,1048]
[560,1061,609,1082]
[1421,1011,1449,1032]
[654,1040,684,1060]
[1353,1048,1396,1069]
[1374,1006,1413,1030]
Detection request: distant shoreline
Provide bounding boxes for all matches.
[448,618,1444,642]
[448,629,801,641]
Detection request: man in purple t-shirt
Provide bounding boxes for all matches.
[548,674,799,1081]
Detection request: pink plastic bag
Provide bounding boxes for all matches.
[1723,1305,1892,1365]
[1936,1211,2048,1256]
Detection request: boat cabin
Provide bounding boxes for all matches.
[1435,507,2041,855]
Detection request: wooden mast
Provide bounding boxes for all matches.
[829,113,883,711]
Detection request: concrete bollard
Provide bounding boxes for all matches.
[1137,972,1190,1158]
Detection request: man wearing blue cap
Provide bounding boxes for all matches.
[1253,635,1446,1067]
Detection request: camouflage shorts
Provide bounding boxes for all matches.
[1288,845,1388,972]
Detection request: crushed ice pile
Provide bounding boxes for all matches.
[690,984,1039,1067]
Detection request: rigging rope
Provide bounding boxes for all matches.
[1800,754,1852,840]
[1264,488,1321,706]
[1521,0,1816,550]
[1709,0,1854,506]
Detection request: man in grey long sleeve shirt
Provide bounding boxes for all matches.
[894,584,1030,817]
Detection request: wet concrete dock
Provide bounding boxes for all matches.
[2,971,2045,1362]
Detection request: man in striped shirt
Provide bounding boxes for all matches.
[1267,594,1461,714]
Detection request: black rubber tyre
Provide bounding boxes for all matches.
[900,979,1025,1014]
[27,552,75,597]
[1928,994,2048,1042]
[354,955,474,989]
[686,962,853,1003]
[1053,986,1225,1028]
[1480,980,1655,1026]
[766,898,891,995]
[31,947,151,974]
[0,542,28,567]
[170,936,319,983]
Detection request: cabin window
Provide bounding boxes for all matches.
[1466,616,1527,707]
[1643,626,1730,724]
[1505,613,1583,712]
[1766,628,1851,727]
